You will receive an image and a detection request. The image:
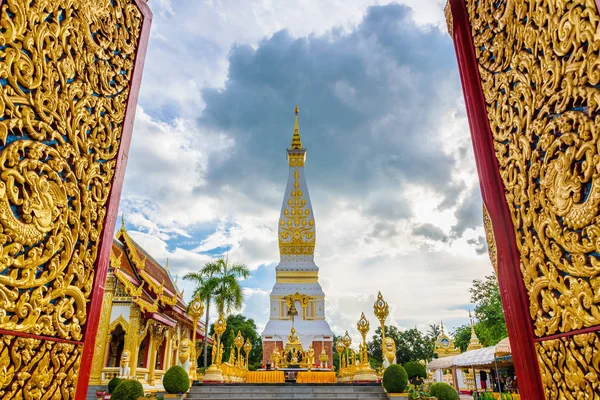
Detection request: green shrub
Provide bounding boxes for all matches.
[382,364,409,393]
[429,382,459,400]
[162,366,190,394]
[110,379,144,400]
[108,377,122,394]
[403,361,427,381]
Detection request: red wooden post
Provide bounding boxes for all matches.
[446,0,544,397]
[75,2,152,398]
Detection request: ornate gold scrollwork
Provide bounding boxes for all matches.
[0,335,81,399]
[482,205,497,274]
[0,0,142,340]
[279,169,316,255]
[467,0,600,337]
[537,331,600,399]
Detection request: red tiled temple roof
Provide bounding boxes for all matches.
[109,227,211,343]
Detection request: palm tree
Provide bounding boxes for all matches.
[183,268,216,368]
[427,323,442,340]
[203,257,250,315]
[184,257,250,367]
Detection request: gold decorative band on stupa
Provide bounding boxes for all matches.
[276,270,319,283]
[279,169,315,255]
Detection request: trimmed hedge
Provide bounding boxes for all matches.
[403,361,427,380]
[163,365,190,394]
[110,379,144,400]
[382,364,408,394]
[429,382,459,400]
[108,377,122,394]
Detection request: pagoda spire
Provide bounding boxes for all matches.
[290,105,302,149]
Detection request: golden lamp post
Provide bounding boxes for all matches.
[187,297,204,381]
[373,291,391,368]
[335,340,345,370]
[234,330,244,368]
[243,338,252,369]
[342,331,352,365]
[353,312,377,382]
[203,313,227,383]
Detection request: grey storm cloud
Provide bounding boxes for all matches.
[451,186,483,238]
[467,236,487,255]
[196,3,462,216]
[412,223,449,243]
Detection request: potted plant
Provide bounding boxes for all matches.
[382,364,409,398]
[429,382,459,400]
[162,366,190,399]
[110,379,144,400]
[95,389,107,400]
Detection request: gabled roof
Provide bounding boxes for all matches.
[107,220,212,342]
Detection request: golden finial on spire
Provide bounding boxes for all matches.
[291,104,302,149]
[119,212,126,234]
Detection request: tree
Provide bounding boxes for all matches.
[367,326,434,366]
[209,314,263,369]
[427,324,441,341]
[203,257,250,315]
[184,257,250,368]
[183,268,216,368]
[469,275,507,346]
[452,275,508,351]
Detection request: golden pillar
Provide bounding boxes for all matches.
[128,306,142,378]
[90,278,115,384]
[353,312,377,382]
[243,338,252,369]
[234,331,244,368]
[373,291,393,369]
[203,313,227,383]
[187,297,204,381]
[148,323,167,386]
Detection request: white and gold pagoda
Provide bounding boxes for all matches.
[261,106,333,366]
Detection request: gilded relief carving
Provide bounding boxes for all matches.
[537,332,600,399]
[466,0,600,336]
[482,205,497,274]
[0,335,81,399]
[0,0,142,339]
[279,169,316,255]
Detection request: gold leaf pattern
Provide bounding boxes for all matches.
[279,169,315,255]
[0,336,81,399]
[0,0,142,339]
[537,332,600,399]
[466,0,600,337]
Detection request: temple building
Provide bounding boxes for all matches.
[261,106,334,366]
[89,220,210,391]
[434,322,461,358]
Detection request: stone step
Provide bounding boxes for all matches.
[187,384,387,400]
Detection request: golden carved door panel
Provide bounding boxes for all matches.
[0,0,151,398]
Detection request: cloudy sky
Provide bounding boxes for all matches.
[118,0,494,342]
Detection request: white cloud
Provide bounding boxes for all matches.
[115,0,494,339]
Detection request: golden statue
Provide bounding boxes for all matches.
[287,327,300,345]
[228,348,235,365]
[271,347,281,369]
[179,338,191,365]
[383,337,396,368]
[307,344,315,366]
[211,335,217,364]
[218,345,224,364]
[119,350,130,378]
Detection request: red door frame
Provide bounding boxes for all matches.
[0,0,151,398]
[446,0,544,397]
[76,1,152,398]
